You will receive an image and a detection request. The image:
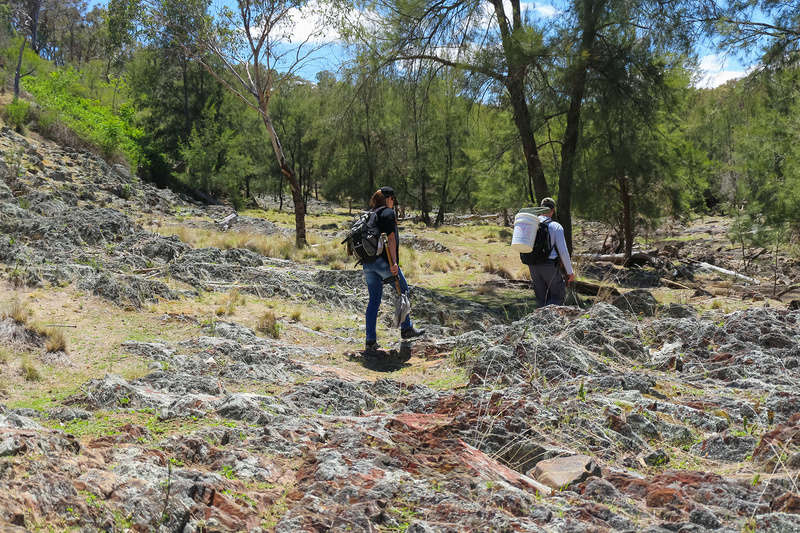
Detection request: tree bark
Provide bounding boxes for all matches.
[261,110,306,247]
[14,38,26,99]
[435,132,452,226]
[619,174,633,261]
[506,74,549,204]
[490,0,549,204]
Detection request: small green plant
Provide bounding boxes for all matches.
[3,98,30,132]
[577,381,586,401]
[221,465,236,479]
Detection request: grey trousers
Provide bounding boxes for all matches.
[529,261,565,307]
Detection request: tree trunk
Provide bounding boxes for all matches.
[261,111,306,247]
[420,173,430,225]
[182,56,189,138]
[556,0,599,254]
[619,174,633,261]
[435,132,453,226]
[14,38,26,99]
[506,74,549,204]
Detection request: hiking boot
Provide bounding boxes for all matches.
[400,327,425,340]
[364,341,380,354]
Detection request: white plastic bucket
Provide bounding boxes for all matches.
[511,212,539,253]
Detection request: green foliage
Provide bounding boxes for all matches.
[22,68,144,168]
[2,98,30,132]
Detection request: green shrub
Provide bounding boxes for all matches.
[22,69,144,168]
[3,98,30,132]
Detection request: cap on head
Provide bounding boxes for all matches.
[380,186,396,199]
[541,197,555,210]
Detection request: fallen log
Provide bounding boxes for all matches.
[216,212,238,231]
[573,280,621,297]
[776,284,800,300]
[574,252,658,267]
[660,278,712,297]
[688,260,760,285]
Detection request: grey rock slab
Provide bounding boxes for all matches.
[756,513,800,532]
[690,433,757,462]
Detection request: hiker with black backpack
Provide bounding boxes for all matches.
[520,197,575,307]
[344,186,424,354]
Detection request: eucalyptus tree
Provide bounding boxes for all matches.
[345,0,695,250]
[148,0,334,247]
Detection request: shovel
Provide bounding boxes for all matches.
[382,234,411,328]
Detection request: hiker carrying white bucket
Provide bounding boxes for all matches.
[518,197,575,306]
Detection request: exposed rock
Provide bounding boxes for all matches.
[77,272,178,308]
[529,454,601,490]
[690,433,757,462]
[613,289,658,316]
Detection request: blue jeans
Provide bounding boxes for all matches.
[363,256,413,342]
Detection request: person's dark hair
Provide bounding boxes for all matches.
[369,190,387,209]
[541,197,556,210]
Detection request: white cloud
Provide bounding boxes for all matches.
[281,0,340,44]
[695,54,747,89]
[530,3,559,17]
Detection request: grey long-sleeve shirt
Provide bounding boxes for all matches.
[539,216,574,276]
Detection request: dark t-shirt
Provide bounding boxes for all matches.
[376,206,400,263]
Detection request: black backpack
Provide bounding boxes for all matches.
[520,220,554,265]
[343,207,385,263]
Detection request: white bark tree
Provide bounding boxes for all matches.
[151,0,332,247]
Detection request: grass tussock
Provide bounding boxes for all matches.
[216,289,246,316]
[290,310,302,322]
[2,298,29,324]
[413,251,461,274]
[256,310,281,339]
[44,327,66,353]
[21,358,41,382]
[483,258,514,279]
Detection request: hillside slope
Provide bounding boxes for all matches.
[1,126,799,532]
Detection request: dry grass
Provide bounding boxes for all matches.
[160,225,349,267]
[44,327,66,353]
[2,298,29,324]
[20,358,41,382]
[256,310,280,339]
[216,289,246,316]
[482,258,514,280]
[290,310,302,322]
